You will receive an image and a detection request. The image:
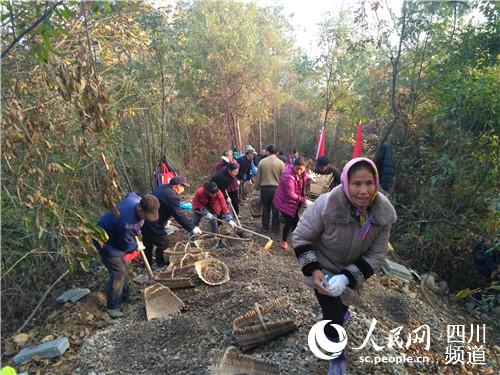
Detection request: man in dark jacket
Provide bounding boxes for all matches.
[95,193,160,318]
[141,176,202,268]
[313,156,340,190]
[236,145,257,203]
[374,144,395,193]
[211,163,240,213]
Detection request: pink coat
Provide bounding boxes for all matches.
[273,165,308,217]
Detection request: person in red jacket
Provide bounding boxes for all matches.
[192,181,237,233]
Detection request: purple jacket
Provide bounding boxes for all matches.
[273,165,308,217]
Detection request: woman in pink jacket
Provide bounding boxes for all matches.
[273,157,310,249]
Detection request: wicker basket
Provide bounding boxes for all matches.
[210,346,282,375]
[195,258,230,286]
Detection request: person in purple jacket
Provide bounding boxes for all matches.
[95,193,160,318]
[273,157,312,250]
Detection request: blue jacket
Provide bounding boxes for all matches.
[236,155,253,181]
[142,184,194,237]
[96,192,144,257]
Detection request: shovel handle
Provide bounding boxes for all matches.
[135,236,155,279]
[194,211,271,241]
[202,231,250,241]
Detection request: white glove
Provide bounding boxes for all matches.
[226,196,232,203]
[206,212,215,221]
[228,220,237,229]
[237,180,241,186]
[322,274,349,297]
[136,240,145,251]
[305,199,313,207]
[192,226,202,235]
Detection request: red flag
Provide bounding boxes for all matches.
[352,121,363,158]
[316,126,325,159]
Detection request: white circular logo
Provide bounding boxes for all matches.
[308,320,348,360]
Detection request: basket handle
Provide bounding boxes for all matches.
[179,253,191,267]
[173,242,184,252]
[254,303,270,333]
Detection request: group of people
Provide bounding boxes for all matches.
[93,145,397,375]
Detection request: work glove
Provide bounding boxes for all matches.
[228,220,237,229]
[136,239,145,251]
[192,226,202,235]
[226,196,232,204]
[322,274,349,297]
[205,212,215,221]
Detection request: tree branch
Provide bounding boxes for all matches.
[1,1,64,59]
[15,269,69,334]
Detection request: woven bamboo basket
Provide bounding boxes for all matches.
[233,319,297,351]
[195,258,230,286]
[210,346,282,375]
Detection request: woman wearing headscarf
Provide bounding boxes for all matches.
[293,157,397,374]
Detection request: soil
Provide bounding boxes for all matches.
[2,202,499,375]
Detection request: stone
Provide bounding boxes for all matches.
[12,337,70,365]
[41,335,55,343]
[382,259,412,283]
[13,333,30,345]
[133,274,149,284]
[56,288,90,303]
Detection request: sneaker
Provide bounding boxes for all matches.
[106,308,125,319]
[280,240,288,250]
[328,351,347,375]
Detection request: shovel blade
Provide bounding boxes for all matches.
[144,283,184,321]
[262,239,273,251]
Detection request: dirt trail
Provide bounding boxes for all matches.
[3,202,499,375]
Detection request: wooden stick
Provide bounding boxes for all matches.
[135,236,155,279]
[16,269,69,334]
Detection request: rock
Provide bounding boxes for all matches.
[133,274,149,284]
[382,259,412,283]
[408,292,417,299]
[85,313,95,321]
[41,335,55,343]
[12,337,70,365]
[13,333,30,345]
[56,288,90,303]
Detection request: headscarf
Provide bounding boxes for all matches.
[340,157,380,240]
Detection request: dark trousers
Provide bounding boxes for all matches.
[228,190,239,215]
[142,233,170,267]
[314,290,349,341]
[192,211,218,233]
[282,209,299,242]
[260,186,279,233]
[101,255,129,310]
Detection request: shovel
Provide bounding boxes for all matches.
[135,236,185,320]
[202,216,274,251]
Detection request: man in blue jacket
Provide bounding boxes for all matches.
[95,192,160,318]
[236,145,257,208]
[141,176,202,268]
